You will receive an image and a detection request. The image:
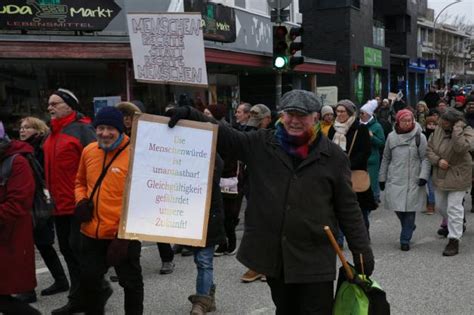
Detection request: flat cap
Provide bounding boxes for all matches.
[279,89,321,114]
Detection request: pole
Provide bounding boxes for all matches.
[275,72,282,107]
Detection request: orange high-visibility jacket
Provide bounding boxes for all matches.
[75,135,130,239]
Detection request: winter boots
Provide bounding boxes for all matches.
[188,284,216,314]
[442,239,459,256]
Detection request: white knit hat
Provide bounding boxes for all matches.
[360,99,378,117]
[321,105,334,118]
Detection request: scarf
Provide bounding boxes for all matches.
[332,115,356,151]
[360,115,373,125]
[275,119,319,159]
[99,133,124,152]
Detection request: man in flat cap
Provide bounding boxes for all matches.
[43,89,99,314]
[167,90,374,313]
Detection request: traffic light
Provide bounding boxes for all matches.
[273,25,289,70]
[287,26,304,68]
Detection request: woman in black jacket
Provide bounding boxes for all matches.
[328,100,377,244]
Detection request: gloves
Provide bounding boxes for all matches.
[74,199,93,223]
[106,238,131,267]
[379,182,385,191]
[417,179,427,186]
[354,258,374,277]
[166,106,191,128]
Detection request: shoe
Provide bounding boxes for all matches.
[51,301,86,315]
[160,262,175,275]
[423,204,435,215]
[225,245,237,256]
[260,275,267,282]
[442,238,459,256]
[15,291,37,303]
[400,244,410,251]
[240,269,263,283]
[40,280,69,296]
[181,247,194,257]
[437,227,448,238]
[189,294,215,314]
[109,274,119,282]
[214,244,227,257]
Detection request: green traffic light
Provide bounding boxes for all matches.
[274,56,288,69]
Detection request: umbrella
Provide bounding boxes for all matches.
[324,226,390,315]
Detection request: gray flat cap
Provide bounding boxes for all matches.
[279,90,322,114]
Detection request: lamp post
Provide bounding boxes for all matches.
[431,0,462,85]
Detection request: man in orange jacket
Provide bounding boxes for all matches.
[74,107,143,315]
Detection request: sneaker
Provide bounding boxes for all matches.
[437,227,448,238]
[214,244,227,257]
[240,269,263,283]
[181,247,194,257]
[423,204,435,215]
[160,262,175,275]
[400,244,410,251]
[225,246,237,256]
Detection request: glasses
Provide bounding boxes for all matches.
[48,101,65,107]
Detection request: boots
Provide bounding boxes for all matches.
[442,238,459,256]
[188,295,215,314]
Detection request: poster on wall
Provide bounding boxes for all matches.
[118,114,217,247]
[93,96,121,116]
[126,13,208,87]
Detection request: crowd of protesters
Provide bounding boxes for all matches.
[1,84,473,314]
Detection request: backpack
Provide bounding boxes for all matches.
[0,153,54,228]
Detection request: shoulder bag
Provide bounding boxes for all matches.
[347,130,371,193]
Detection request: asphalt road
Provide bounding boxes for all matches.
[32,196,474,314]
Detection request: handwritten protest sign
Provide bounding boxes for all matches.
[127,12,208,87]
[119,114,217,247]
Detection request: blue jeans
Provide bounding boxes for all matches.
[427,177,435,205]
[395,212,416,245]
[193,246,215,295]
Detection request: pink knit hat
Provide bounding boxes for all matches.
[395,109,413,124]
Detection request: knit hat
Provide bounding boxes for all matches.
[395,109,414,124]
[116,102,142,117]
[52,88,79,109]
[360,99,378,116]
[336,99,357,116]
[321,105,334,118]
[441,107,465,123]
[279,90,321,114]
[93,106,124,133]
[247,104,271,127]
[417,100,427,107]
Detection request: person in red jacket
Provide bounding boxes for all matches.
[0,124,40,315]
[43,88,97,315]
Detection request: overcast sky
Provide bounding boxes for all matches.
[427,0,474,24]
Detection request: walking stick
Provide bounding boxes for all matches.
[323,226,354,280]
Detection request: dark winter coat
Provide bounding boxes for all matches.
[43,111,96,216]
[205,154,226,247]
[424,91,440,109]
[187,110,373,283]
[0,140,36,294]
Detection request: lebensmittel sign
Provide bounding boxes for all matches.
[364,47,382,68]
[127,12,209,87]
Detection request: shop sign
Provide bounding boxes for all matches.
[374,71,382,97]
[127,13,208,87]
[364,47,382,68]
[0,0,121,31]
[422,59,437,70]
[184,0,236,43]
[354,68,364,104]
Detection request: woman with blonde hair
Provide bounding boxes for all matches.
[16,116,69,303]
[415,101,429,130]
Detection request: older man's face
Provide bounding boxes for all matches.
[281,111,314,136]
[48,94,73,119]
[235,105,250,124]
[96,125,120,148]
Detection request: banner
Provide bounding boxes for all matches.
[119,114,217,247]
[127,13,208,87]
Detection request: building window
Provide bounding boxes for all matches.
[234,0,245,9]
[373,20,385,47]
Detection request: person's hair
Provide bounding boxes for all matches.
[20,116,49,135]
[239,102,251,113]
[207,103,227,120]
[416,102,429,113]
[437,99,447,106]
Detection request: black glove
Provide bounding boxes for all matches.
[74,199,93,223]
[418,179,427,186]
[166,106,191,128]
[379,182,385,191]
[354,258,374,277]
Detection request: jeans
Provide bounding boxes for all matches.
[427,177,435,205]
[435,189,466,239]
[266,277,333,315]
[193,246,215,295]
[395,212,416,245]
[156,243,174,263]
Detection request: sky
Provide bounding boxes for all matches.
[427,0,474,24]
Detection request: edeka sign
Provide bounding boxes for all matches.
[184,0,236,43]
[364,47,382,68]
[127,13,208,87]
[0,0,121,31]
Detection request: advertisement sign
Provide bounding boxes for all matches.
[184,0,236,43]
[355,68,364,104]
[364,47,382,68]
[316,86,338,107]
[119,114,217,247]
[0,0,121,31]
[127,13,208,87]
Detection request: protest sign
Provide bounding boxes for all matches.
[127,12,208,87]
[119,114,217,247]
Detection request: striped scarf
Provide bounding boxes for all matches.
[275,119,319,159]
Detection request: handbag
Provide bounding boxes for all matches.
[347,130,370,193]
[220,163,239,194]
[75,142,129,223]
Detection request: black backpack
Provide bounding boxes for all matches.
[0,153,54,228]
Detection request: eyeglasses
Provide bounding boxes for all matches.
[48,101,65,107]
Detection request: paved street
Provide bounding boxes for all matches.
[33,197,474,314]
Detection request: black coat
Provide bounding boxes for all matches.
[328,120,377,210]
[187,109,373,283]
[205,154,226,247]
[424,91,440,109]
